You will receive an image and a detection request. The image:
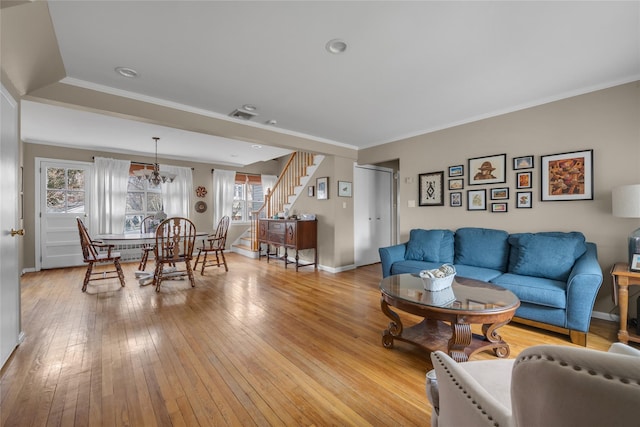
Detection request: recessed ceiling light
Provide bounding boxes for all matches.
[242,104,257,111]
[252,144,263,149]
[115,66,138,78]
[326,39,347,54]
[265,119,277,126]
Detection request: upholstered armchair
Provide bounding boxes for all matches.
[427,343,640,427]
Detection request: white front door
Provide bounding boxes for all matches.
[354,165,393,266]
[38,159,92,269]
[1,85,22,368]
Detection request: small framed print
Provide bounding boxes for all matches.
[490,187,509,200]
[513,155,534,170]
[632,254,640,271]
[448,165,464,177]
[541,149,593,201]
[338,181,352,197]
[516,191,532,208]
[316,177,328,200]
[419,171,444,206]
[468,153,506,185]
[450,192,462,207]
[467,189,486,211]
[491,202,508,213]
[448,178,464,190]
[308,186,314,197]
[516,171,532,189]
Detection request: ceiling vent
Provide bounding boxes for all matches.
[229,109,258,120]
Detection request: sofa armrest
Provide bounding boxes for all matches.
[565,242,603,332]
[430,351,514,427]
[378,243,407,278]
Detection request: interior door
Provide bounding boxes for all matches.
[1,84,22,368]
[38,160,92,269]
[354,165,393,266]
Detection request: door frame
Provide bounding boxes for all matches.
[34,157,93,271]
[353,163,397,266]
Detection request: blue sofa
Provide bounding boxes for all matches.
[378,227,603,345]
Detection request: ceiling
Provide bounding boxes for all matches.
[17,1,640,165]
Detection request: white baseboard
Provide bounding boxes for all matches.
[592,310,619,323]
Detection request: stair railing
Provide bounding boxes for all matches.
[250,151,315,250]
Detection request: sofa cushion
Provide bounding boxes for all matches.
[508,232,587,281]
[405,229,454,263]
[454,228,510,271]
[391,260,443,276]
[491,273,567,309]
[453,264,503,282]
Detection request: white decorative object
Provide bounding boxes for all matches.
[420,264,456,291]
[422,286,456,306]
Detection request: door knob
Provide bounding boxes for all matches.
[10,228,24,237]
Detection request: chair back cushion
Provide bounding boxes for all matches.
[512,345,640,427]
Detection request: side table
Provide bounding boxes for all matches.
[611,262,640,344]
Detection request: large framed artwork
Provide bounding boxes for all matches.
[541,149,593,201]
[468,154,506,185]
[419,171,444,206]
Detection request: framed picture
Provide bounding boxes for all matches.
[467,189,486,211]
[491,202,508,213]
[468,154,506,185]
[516,191,532,208]
[516,171,532,189]
[632,254,640,271]
[490,187,509,200]
[419,171,444,206]
[541,149,593,201]
[316,177,328,200]
[308,186,314,197]
[513,155,534,170]
[450,192,462,207]
[448,165,464,177]
[448,178,464,190]
[338,180,352,197]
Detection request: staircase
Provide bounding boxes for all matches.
[231,151,324,258]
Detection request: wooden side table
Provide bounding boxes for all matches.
[611,262,640,344]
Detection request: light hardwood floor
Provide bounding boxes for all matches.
[1,254,619,426]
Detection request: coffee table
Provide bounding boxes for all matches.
[380,273,520,362]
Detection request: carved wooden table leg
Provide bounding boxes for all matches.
[448,322,472,362]
[482,320,511,358]
[381,297,403,349]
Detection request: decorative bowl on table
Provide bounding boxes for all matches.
[419,264,456,292]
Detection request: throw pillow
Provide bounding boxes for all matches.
[508,233,585,281]
[405,229,454,263]
[454,227,510,271]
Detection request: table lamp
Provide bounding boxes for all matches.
[612,184,640,271]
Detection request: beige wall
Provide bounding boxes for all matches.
[359,81,640,316]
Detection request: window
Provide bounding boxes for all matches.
[124,165,163,233]
[46,167,86,213]
[232,174,265,222]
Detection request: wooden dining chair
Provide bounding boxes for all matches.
[153,217,196,292]
[138,215,155,271]
[194,216,230,275]
[76,217,126,292]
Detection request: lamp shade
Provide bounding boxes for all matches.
[612,184,640,218]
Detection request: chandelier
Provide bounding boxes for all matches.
[134,137,176,186]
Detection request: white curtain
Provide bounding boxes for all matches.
[261,174,277,197]
[91,157,131,235]
[213,169,236,225]
[160,164,193,218]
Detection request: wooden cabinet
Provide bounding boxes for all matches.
[258,219,317,270]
